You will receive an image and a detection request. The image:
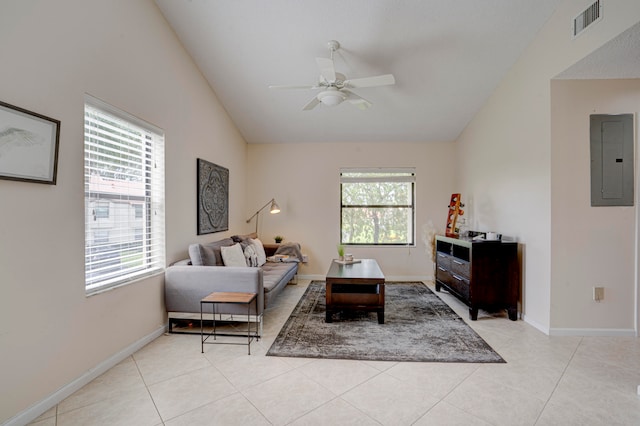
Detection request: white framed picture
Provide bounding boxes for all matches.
[0,100,60,184]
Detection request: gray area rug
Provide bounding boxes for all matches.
[267,281,505,363]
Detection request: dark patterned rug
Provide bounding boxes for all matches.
[266,281,505,363]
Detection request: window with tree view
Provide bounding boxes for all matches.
[340,168,415,246]
[84,95,165,294]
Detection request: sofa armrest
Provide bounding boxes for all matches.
[165,265,264,315]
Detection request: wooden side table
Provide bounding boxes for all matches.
[262,243,280,257]
[200,292,259,355]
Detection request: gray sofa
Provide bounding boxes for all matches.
[164,233,299,333]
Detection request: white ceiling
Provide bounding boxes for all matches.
[155,0,564,144]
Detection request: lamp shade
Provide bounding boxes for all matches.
[270,199,280,214]
[246,198,281,232]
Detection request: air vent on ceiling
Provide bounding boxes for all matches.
[573,0,601,38]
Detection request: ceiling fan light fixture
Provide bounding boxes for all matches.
[318,89,346,107]
[269,40,395,111]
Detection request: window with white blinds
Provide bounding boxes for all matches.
[84,95,165,294]
[340,168,415,246]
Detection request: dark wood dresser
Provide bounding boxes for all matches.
[435,235,519,321]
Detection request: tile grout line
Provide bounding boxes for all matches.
[286,364,388,425]
[532,336,584,425]
[131,354,166,424]
[218,344,284,423]
[415,363,487,425]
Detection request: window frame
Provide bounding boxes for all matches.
[84,95,165,295]
[340,167,416,247]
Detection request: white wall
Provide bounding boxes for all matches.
[0,1,247,423]
[247,142,456,279]
[551,79,639,332]
[456,0,640,332]
[3,1,640,422]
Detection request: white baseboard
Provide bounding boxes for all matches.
[522,315,550,335]
[549,327,636,337]
[4,325,166,426]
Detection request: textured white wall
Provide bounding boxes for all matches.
[246,142,456,280]
[455,0,640,332]
[0,1,247,423]
[551,79,640,332]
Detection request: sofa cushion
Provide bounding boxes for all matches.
[261,261,297,293]
[188,238,234,266]
[221,243,247,267]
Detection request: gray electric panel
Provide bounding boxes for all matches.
[590,114,634,206]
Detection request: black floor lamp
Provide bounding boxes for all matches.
[246,198,280,233]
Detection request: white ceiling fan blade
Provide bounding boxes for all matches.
[302,96,321,111]
[343,89,372,110]
[316,57,336,82]
[269,84,317,90]
[344,74,395,88]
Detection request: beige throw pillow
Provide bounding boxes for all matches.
[220,243,247,267]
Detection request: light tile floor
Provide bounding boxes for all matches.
[29,280,640,425]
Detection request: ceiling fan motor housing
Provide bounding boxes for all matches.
[327,40,340,52]
[319,72,346,87]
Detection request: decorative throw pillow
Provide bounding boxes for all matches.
[220,243,247,267]
[243,243,258,267]
[188,238,235,266]
[248,238,267,266]
[188,244,206,266]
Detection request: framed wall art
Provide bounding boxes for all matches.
[197,158,229,235]
[0,100,60,184]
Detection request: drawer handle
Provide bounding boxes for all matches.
[453,260,464,265]
[437,266,447,272]
[452,274,464,281]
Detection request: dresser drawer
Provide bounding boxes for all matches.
[449,273,470,301]
[436,265,452,284]
[450,257,470,278]
[436,252,451,270]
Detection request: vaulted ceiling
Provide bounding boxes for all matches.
[155,0,565,144]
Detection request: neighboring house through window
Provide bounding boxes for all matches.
[133,203,143,219]
[340,168,415,246]
[84,95,165,294]
[93,202,110,219]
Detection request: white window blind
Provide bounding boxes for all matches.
[84,95,165,294]
[340,168,415,246]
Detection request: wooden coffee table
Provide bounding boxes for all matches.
[325,259,386,323]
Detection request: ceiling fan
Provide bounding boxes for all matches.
[269,40,395,111]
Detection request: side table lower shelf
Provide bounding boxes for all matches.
[200,292,260,355]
